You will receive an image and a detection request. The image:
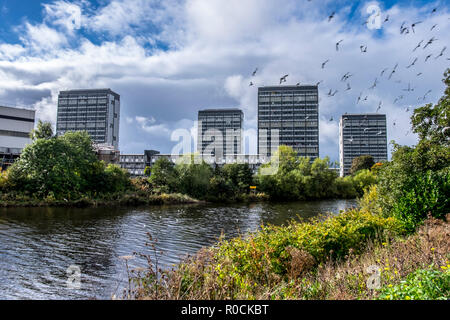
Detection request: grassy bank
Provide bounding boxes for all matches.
[124,210,449,300]
[0,192,201,208]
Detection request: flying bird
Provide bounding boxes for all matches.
[413,40,423,52]
[346,83,351,91]
[376,101,382,112]
[249,81,254,86]
[384,15,390,23]
[417,72,423,77]
[406,57,418,68]
[423,37,437,49]
[360,45,367,53]
[336,40,343,51]
[430,24,438,31]
[252,68,258,76]
[321,60,330,69]
[435,47,447,60]
[279,74,288,84]
[411,21,422,33]
[328,11,336,22]
[380,68,388,77]
[369,78,378,90]
[388,63,398,80]
[316,80,323,86]
[329,117,334,121]
[425,54,432,62]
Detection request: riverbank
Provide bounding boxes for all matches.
[126,210,449,300]
[0,191,272,208]
[0,192,201,208]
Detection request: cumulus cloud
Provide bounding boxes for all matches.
[0,0,449,160]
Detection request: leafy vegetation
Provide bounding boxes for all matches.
[350,155,375,175]
[378,267,450,300]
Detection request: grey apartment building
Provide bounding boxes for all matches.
[197,109,243,157]
[56,89,120,149]
[258,85,319,159]
[0,106,35,170]
[339,114,388,177]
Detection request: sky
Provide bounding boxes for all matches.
[0,0,449,162]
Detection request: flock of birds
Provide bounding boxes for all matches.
[247,5,449,142]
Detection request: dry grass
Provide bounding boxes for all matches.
[128,214,449,300]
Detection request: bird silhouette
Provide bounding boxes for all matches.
[413,40,423,52]
[336,40,343,51]
[388,63,398,80]
[425,54,432,62]
[279,74,288,84]
[328,12,335,22]
[329,117,334,121]
[321,60,330,69]
[380,68,388,77]
[252,68,258,76]
[249,81,254,86]
[417,72,423,77]
[430,24,438,31]
[316,80,323,86]
[411,21,422,33]
[423,37,437,49]
[384,15,390,23]
[360,45,367,53]
[435,47,447,60]
[406,57,418,68]
[369,78,378,90]
[346,83,351,91]
[376,101,382,112]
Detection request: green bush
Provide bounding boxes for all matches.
[378,267,450,300]
[391,169,450,233]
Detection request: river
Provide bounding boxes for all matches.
[0,199,357,300]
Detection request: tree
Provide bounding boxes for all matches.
[148,158,178,193]
[350,155,375,175]
[30,120,53,140]
[7,131,102,198]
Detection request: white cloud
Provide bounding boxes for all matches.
[43,0,83,34]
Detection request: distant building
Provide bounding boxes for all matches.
[197,109,243,158]
[0,106,35,170]
[119,150,160,177]
[339,114,388,177]
[258,85,319,159]
[56,89,120,149]
[94,144,120,165]
[119,154,146,177]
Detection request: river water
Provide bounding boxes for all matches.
[0,199,357,300]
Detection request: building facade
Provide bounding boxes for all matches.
[197,109,243,157]
[0,106,35,170]
[258,85,319,159]
[56,89,120,149]
[339,114,388,177]
[119,154,146,177]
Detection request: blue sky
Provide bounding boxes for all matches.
[0,0,448,162]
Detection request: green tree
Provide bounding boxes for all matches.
[350,155,375,175]
[148,158,178,193]
[30,120,53,140]
[221,163,254,194]
[7,131,101,198]
[175,159,213,199]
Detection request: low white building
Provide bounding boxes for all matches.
[0,106,36,170]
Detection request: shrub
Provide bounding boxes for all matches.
[391,169,450,233]
[378,267,450,300]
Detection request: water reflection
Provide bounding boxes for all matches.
[0,199,357,299]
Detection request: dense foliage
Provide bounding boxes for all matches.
[256,146,376,200]
[378,267,450,300]
[1,131,130,199]
[374,70,450,232]
[350,155,375,175]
